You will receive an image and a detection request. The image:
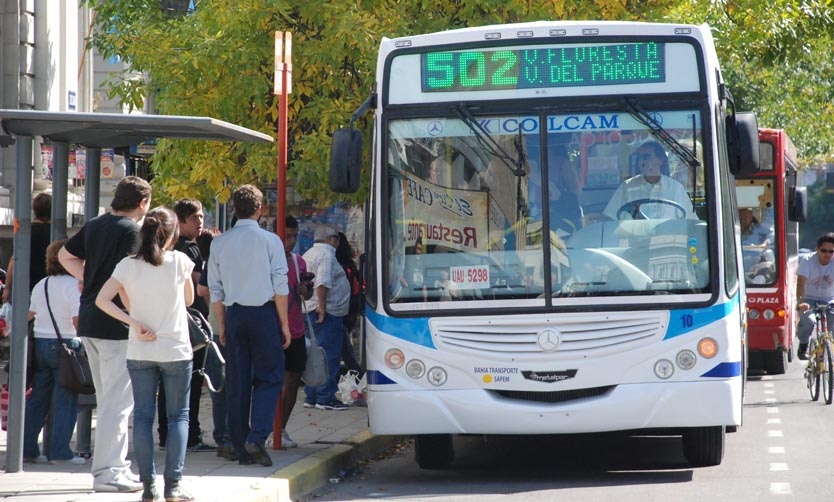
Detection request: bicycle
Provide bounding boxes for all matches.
[804,303,834,404]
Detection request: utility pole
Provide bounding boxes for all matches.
[274,31,292,238]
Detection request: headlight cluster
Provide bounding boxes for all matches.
[385,348,447,386]
[652,337,717,379]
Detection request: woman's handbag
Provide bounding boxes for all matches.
[187,307,210,351]
[45,278,95,395]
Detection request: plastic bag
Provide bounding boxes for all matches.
[338,370,366,406]
[302,316,328,387]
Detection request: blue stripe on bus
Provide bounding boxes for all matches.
[367,369,396,385]
[663,295,739,340]
[366,309,436,349]
[700,361,742,378]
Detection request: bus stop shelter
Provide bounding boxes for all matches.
[0,110,273,472]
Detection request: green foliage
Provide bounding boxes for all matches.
[84,0,834,206]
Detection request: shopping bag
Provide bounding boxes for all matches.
[337,369,365,406]
[301,315,328,387]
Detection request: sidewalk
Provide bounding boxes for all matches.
[0,386,399,501]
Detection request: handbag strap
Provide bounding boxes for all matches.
[43,277,66,343]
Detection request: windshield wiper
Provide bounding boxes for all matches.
[623,98,701,169]
[454,104,526,177]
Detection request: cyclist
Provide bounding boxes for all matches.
[796,233,834,360]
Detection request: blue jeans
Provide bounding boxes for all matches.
[304,313,345,404]
[23,338,80,460]
[798,300,834,344]
[207,334,230,446]
[225,303,284,453]
[127,358,192,483]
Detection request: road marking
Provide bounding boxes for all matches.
[769,462,788,471]
[766,397,777,403]
[767,418,781,424]
[768,430,783,437]
[764,382,775,387]
[770,482,791,495]
[769,446,785,454]
[767,407,779,413]
[764,390,775,394]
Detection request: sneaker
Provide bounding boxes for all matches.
[76,451,92,460]
[302,401,316,408]
[186,441,216,452]
[164,482,195,502]
[315,400,349,411]
[93,475,143,493]
[281,430,298,449]
[142,481,160,502]
[798,343,809,360]
[244,441,273,467]
[23,455,48,464]
[48,456,86,465]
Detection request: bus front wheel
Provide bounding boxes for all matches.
[682,426,725,467]
[415,434,455,469]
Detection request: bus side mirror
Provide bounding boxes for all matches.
[790,186,807,222]
[727,111,760,175]
[329,128,362,193]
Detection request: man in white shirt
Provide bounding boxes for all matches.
[302,225,351,410]
[796,233,834,359]
[603,141,695,221]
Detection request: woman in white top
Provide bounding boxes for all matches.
[23,239,84,464]
[96,207,195,502]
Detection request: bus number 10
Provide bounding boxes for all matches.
[425,51,519,89]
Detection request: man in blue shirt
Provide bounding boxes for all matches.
[207,185,291,466]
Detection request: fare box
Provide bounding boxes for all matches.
[450,265,490,289]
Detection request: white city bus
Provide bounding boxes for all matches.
[331,21,759,469]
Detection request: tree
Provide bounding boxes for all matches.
[86,0,834,205]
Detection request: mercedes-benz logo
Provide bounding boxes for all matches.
[537,328,561,352]
[427,120,443,136]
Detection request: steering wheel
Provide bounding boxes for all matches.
[616,198,686,220]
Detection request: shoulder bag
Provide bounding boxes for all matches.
[45,278,95,395]
[295,254,328,387]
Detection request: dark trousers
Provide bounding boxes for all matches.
[226,302,285,454]
[158,346,206,446]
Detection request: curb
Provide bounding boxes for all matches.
[270,431,403,502]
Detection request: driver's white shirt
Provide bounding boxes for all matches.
[603,174,695,220]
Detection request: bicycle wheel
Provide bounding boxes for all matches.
[823,339,834,405]
[808,339,821,401]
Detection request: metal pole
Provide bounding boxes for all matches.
[51,142,69,239]
[5,135,33,473]
[85,147,101,222]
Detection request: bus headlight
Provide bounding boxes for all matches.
[385,348,405,369]
[654,359,674,379]
[427,366,447,386]
[676,349,697,370]
[405,359,426,379]
[698,337,718,358]
[762,309,775,320]
[748,309,760,320]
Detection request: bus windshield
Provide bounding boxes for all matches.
[385,108,708,306]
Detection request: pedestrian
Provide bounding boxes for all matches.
[195,228,233,459]
[157,199,214,452]
[58,175,151,493]
[302,225,351,411]
[22,239,86,465]
[207,184,291,467]
[95,206,195,502]
[277,216,313,448]
[3,192,52,302]
[335,232,362,375]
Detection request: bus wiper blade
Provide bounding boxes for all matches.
[455,104,526,177]
[624,98,701,169]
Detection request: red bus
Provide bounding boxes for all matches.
[735,128,806,375]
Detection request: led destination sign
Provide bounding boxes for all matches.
[421,42,665,92]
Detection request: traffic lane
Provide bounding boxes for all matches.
[309,367,829,501]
